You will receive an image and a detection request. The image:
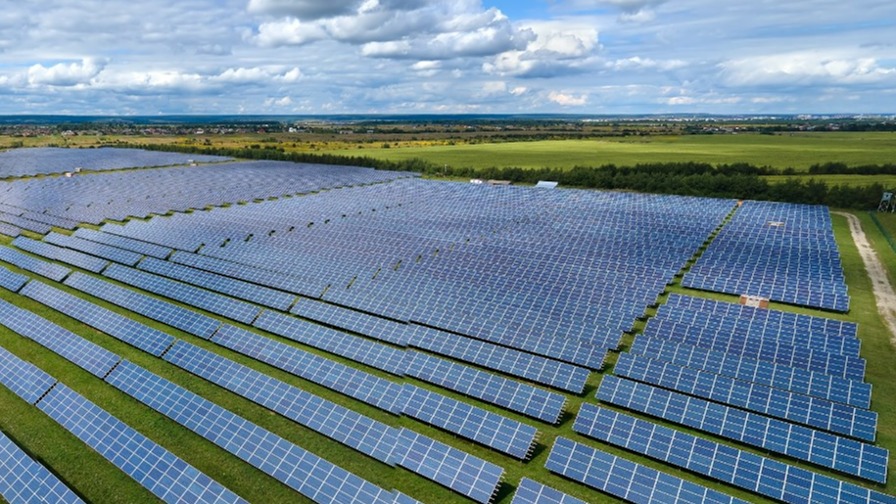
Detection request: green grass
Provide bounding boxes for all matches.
[2,200,896,503]
[321,132,896,171]
[763,174,896,188]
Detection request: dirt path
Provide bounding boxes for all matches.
[835,211,896,346]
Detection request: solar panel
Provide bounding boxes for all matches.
[614,353,878,441]
[74,228,173,259]
[0,222,21,238]
[392,428,504,504]
[212,324,405,414]
[104,263,262,325]
[0,430,84,504]
[630,335,872,409]
[0,264,29,292]
[409,325,589,393]
[104,360,396,504]
[511,478,587,504]
[405,350,566,424]
[64,272,221,339]
[162,340,399,464]
[598,375,888,483]
[574,404,895,504]
[291,297,414,346]
[0,245,71,282]
[37,383,247,504]
[401,384,538,460]
[0,213,52,234]
[254,310,405,375]
[19,279,175,357]
[0,345,57,405]
[44,232,144,266]
[546,437,748,504]
[138,256,297,311]
[0,297,121,379]
[13,236,111,274]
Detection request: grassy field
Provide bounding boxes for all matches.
[318,132,896,171]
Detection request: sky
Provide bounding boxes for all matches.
[0,0,894,115]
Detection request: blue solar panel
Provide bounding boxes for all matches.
[409,325,589,393]
[0,264,29,292]
[44,232,144,266]
[598,375,889,484]
[546,437,748,504]
[138,256,297,311]
[392,428,504,504]
[37,383,247,504]
[14,236,110,273]
[0,430,84,504]
[162,340,399,464]
[0,245,71,282]
[0,297,120,379]
[212,324,405,414]
[614,353,878,441]
[0,221,21,238]
[74,228,173,259]
[511,478,587,504]
[401,384,538,460]
[0,345,57,405]
[405,350,566,424]
[254,310,405,375]
[64,272,221,339]
[291,297,414,346]
[574,404,895,504]
[104,360,396,504]
[19,279,175,357]
[630,335,872,409]
[0,147,230,177]
[0,213,52,234]
[104,263,262,325]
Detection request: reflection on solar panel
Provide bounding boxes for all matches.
[44,232,144,266]
[410,325,589,393]
[64,272,221,339]
[0,298,120,378]
[104,263,261,325]
[511,478,586,504]
[575,404,895,504]
[138,256,296,311]
[392,428,504,504]
[254,310,405,375]
[162,340,399,464]
[14,236,110,273]
[212,324,405,414]
[405,350,566,424]
[74,228,173,259]
[598,375,888,483]
[0,264,29,292]
[0,245,71,282]
[20,279,175,357]
[36,383,248,504]
[546,437,748,504]
[0,345,57,405]
[614,353,877,441]
[401,384,538,460]
[0,430,85,504]
[630,335,872,409]
[104,360,397,504]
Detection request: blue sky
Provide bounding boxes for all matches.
[0,0,893,115]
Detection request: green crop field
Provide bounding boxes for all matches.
[322,132,896,171]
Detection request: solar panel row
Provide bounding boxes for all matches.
[575,404,895,504]
[0,212,52,234]
[0,245,71,282]
[510,478,586,504]
[630,335,872,409]
[405,350,566,424]
[74,227,174,259]
[0,264,29,292]
[44,232,144,266]
[0,221,21,238]
[0,147,230,178]
[13,236,110,273]
[598,375,888,483]
[0,430,85,504]
[614,353,878,442]
[545,437,748,504]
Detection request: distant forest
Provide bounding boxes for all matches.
[135,144,891,209]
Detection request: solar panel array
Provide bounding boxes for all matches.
[684,200,850,311]
[0,147,229,178]
[0,430,85,504]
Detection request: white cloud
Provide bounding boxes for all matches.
[264,95,293,107]
[720,50,896,86]
[548,91,588,106]
[27,58,106,87]
[247,0,360,20]
[608,56,686,71]
[484,20,599,78]
[254,18,327,46]
[510,86,528,95]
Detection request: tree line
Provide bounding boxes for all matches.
[130,143,886,209]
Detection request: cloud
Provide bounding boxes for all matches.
[608,56,686,71]
[27,58,106,86]
[247,0,360,20]
[484,20,599,78]
[264,95,293,107]
[548,91,588,106]
[720,50,896,87]
[254,18,327,46]
[212,66,301,84]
